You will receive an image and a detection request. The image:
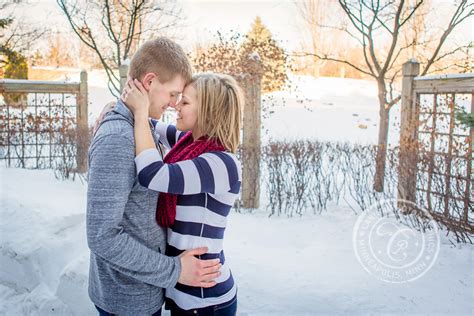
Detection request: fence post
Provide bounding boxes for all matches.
[76,70,89,173]
[398,60,420,209]
[465,94,474,223]
[119,59,130,91]
[241,53,263,209]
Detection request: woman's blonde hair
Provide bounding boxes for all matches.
[192,73,244,153]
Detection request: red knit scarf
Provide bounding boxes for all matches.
[156,131,225,227]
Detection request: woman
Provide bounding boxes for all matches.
[122,72,243,316]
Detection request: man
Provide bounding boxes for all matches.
[87,38,221,316]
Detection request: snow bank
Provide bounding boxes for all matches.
[0,168,92,315]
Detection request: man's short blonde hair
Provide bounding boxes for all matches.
[129,37,192,83]
[192,73,244,153]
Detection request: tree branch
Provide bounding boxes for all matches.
[421,0,473,75]
[294,52,374,77]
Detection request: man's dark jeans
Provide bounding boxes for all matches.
[95,305,162,316]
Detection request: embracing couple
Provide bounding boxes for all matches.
[87,37,243,316]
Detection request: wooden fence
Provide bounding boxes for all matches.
[0,71,89,172]
[398,60,473,234]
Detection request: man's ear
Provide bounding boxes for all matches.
[141,73,157,91]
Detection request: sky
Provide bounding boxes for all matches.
[178,0,300,50]
[4,0,473,55]
[5,0,301,51]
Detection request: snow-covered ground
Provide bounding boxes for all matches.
[262,75,400,145]
[1,167,473,315]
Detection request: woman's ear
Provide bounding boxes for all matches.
[141,73,157,91]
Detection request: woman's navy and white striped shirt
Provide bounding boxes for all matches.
[134,120,241,310]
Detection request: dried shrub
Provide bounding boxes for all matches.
[0,93,87,180]
[260,139,472,243]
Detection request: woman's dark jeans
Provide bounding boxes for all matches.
[165,294,237,316]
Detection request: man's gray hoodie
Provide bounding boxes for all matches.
[86,100,181,315]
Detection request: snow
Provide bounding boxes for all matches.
[261,75,400,145]
[0,167,90,316]
[1,167,473,315]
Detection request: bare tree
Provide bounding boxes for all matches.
[296,0,366,78]
[57,0,182,97]
[297,0,473,192]
[296,0,326,76]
